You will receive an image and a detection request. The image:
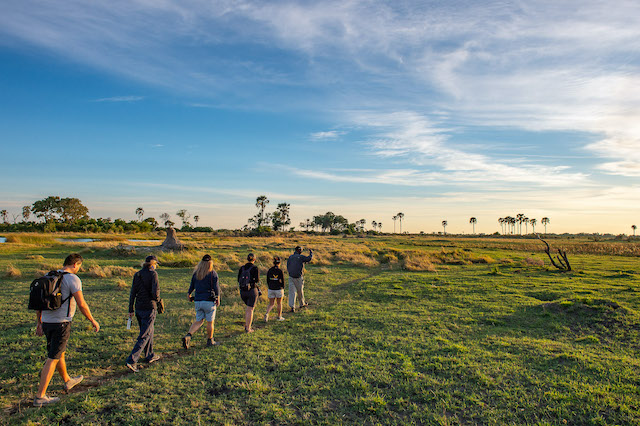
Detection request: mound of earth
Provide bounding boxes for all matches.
[161,227,185,251]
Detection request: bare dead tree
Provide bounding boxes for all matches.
[537,235,571,271]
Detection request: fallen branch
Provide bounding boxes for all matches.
[537,235,571,271]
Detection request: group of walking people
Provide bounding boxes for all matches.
[32,247,313,406]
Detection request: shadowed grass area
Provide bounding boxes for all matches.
[1,234,640,424]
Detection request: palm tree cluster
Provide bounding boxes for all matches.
[498,214,549,235]
[392,212,405,233]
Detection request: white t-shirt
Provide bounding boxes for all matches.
[40,271,82,323]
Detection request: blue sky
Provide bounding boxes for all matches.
[1,0,639,234]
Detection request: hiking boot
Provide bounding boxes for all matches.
[64,375,83,392]
[277,316,286,321]
[182,334,191,350]
[206,339,219,347]
[126,362,138,373]
[33,395,60,407]
[145,354,161,364]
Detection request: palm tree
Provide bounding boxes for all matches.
[541,217,550,234]
[22,205,31,222]
[469,217,477,234]
[378,222,382,232]
[371,220,377,232]
[530,218,537,233]
[498,218,504,234]
[524,217,529,234]
[135,207,144,221]
[1,209,8,224]
[442,220,447,235]
[193,215,200,227]
[632,225,637,236]
[392,215,398,233]
[255,195,269,227]
[397,212,405,233]
[516,213,525,235]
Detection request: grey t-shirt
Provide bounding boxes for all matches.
[40,271,82,323]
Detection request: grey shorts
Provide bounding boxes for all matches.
[194,300,217,322]
[268,289,284,299]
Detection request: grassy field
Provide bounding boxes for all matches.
[1,232,639,425]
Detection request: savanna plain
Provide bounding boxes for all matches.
[1,232,639,425]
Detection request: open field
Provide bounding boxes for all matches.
[1,233,640,424]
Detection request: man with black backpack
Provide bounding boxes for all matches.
[238,253,260,333]
[32,253,100,407]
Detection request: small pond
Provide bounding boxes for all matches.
[0,237,6,243]
[56,238,101,243]
[127,239,160,243]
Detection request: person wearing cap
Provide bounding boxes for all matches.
[237,253,260,332]
[126,255,161,372]
[286,246,313,312]
[182,254,221,348]
[264,256,286,321]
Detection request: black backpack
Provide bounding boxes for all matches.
[238,265,252,291]
[28,271,70,311]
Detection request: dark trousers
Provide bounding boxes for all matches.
[127,309,156,363]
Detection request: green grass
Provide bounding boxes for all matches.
[1,234,640,424]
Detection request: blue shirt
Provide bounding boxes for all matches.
[188,271,220,301]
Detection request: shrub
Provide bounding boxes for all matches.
[116,279,129,289]
[524,257,544,267]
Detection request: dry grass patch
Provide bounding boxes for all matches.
[25,254,45,260]
[4,264,21,278]
[524,257,545,267]
[116,279,129,289]
[334,251,379,267]
[86,264,137,278]
[401,251,436,272]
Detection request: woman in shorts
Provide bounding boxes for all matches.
[238,253,260,332]
[182,254,220,348]
[264,256,285,321]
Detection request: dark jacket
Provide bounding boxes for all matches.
[237,263,259,289]
[188,271,220,302]
[267,266,285,290]
[287,251,313,278]
[129,266,160,312]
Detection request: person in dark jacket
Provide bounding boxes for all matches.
[182,254,221,349]
[264,256,285,322]
[286,246,313,312]
[238,253,260,333]
[126,255,161,372]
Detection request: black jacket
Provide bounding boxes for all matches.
[129,266,160,312]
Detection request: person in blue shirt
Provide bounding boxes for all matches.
[182,254,221,348]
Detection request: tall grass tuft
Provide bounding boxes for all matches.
[4,264,21,278]
[401,251,436,272]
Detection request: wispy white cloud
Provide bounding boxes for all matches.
[93,95,144,102]
[309,130,345,141]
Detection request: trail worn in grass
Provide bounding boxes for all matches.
[1,234,639,424]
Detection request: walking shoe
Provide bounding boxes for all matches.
[206,339,219,347]
[290,307,295,313]
[126,362,138,373]
[145,354,161,364]
[182,334,191,349]
[277,316,286,321]
[33,395,60,407]
[64,375,83,392]
[300,303,309,308]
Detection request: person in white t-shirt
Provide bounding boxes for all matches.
[34,253,100,407]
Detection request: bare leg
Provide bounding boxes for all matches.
[245,306,255,331]
[265,298,276,316]
[36,358,59,398]
[206,321,214,340]
[276,297,283,317]
[55,352,71,383]
[188,319,204,335]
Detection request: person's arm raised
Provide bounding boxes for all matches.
[72,290,100,332]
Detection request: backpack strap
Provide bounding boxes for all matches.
[54,272,73,317]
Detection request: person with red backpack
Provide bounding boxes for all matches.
[32,253,100,407]
[237,253,260,333]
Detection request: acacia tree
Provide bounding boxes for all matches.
[22,205,31,222]
[136,207,144,221]
[176,209,191,228]
[159,213,171,227]
[469,217,477,234]
[32,196,61,222]
[542,217,550,234]
[442,220,447,235]
[57,198,89,222]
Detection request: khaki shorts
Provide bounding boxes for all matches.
[268,289,284,299]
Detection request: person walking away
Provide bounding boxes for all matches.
[264,256,286,321]
[238,253,260,332]
[126,255,161,372]
[34,253,100,407]
[182,254,221,348]
[287,246,313,312]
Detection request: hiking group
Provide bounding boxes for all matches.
[30,246,313,407]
